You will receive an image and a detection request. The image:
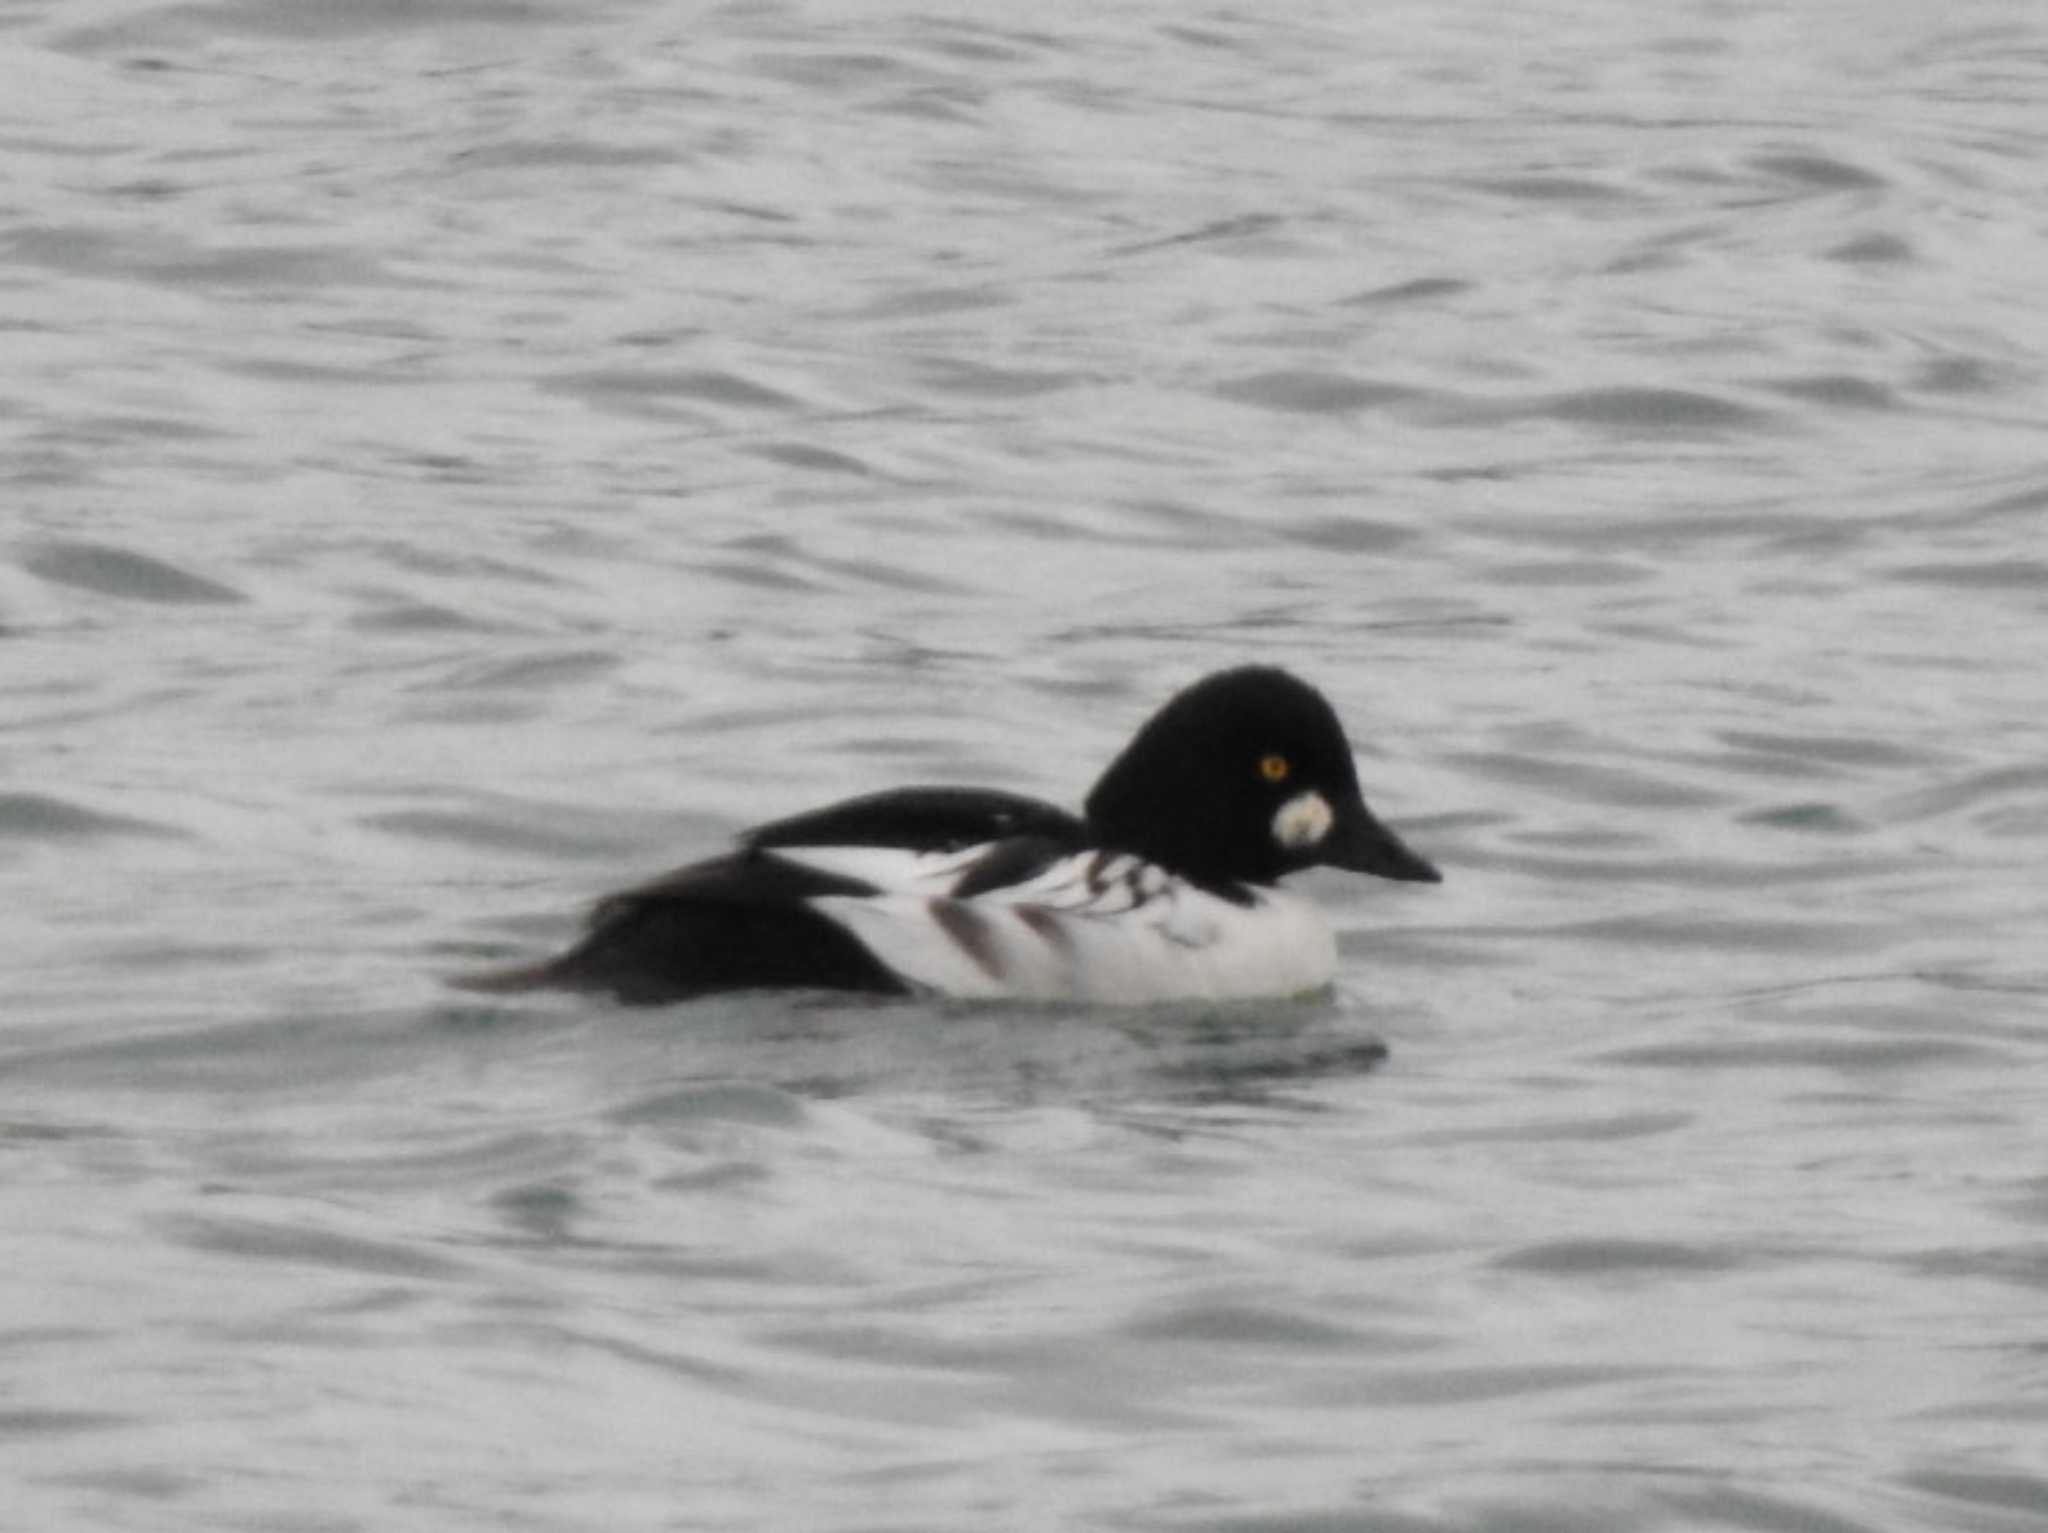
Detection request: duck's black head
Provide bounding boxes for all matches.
[1082,666,1441,892]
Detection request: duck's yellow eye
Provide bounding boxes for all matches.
[1259,753,1290,783]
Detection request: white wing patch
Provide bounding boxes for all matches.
[777,844,1337,1004]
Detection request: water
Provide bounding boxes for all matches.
[5,0,2047,1527]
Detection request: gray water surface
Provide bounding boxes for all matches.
[5,2,2047,1529]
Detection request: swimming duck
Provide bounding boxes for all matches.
[459,666,1439,1005]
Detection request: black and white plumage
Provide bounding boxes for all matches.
[458,666,1441,1007]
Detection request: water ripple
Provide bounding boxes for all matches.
[1215,371,1419,414]
[165,1213,471,1282]
[0,792,184,843]
[1491,1238,1748,1276]
[20,541,244,605]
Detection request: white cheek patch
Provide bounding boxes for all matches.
[1271,790,1334,850]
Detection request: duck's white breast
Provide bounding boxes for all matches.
[786,846,1337,1004]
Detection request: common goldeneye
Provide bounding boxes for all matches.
[459,666,1440,1006]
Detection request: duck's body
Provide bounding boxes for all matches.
[460,667,1440,1007]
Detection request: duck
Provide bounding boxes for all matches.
[456,666,1440,1006]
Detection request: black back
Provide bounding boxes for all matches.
[477,791,1088,1005]
[744,786,1086,854]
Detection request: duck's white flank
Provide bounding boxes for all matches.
[783,844,1339,1004]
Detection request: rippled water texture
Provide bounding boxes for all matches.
[5,1,2048,1529]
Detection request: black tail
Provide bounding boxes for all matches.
[451,886,909,1008]
[451,850,911,1007]
[445,958,566,996]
